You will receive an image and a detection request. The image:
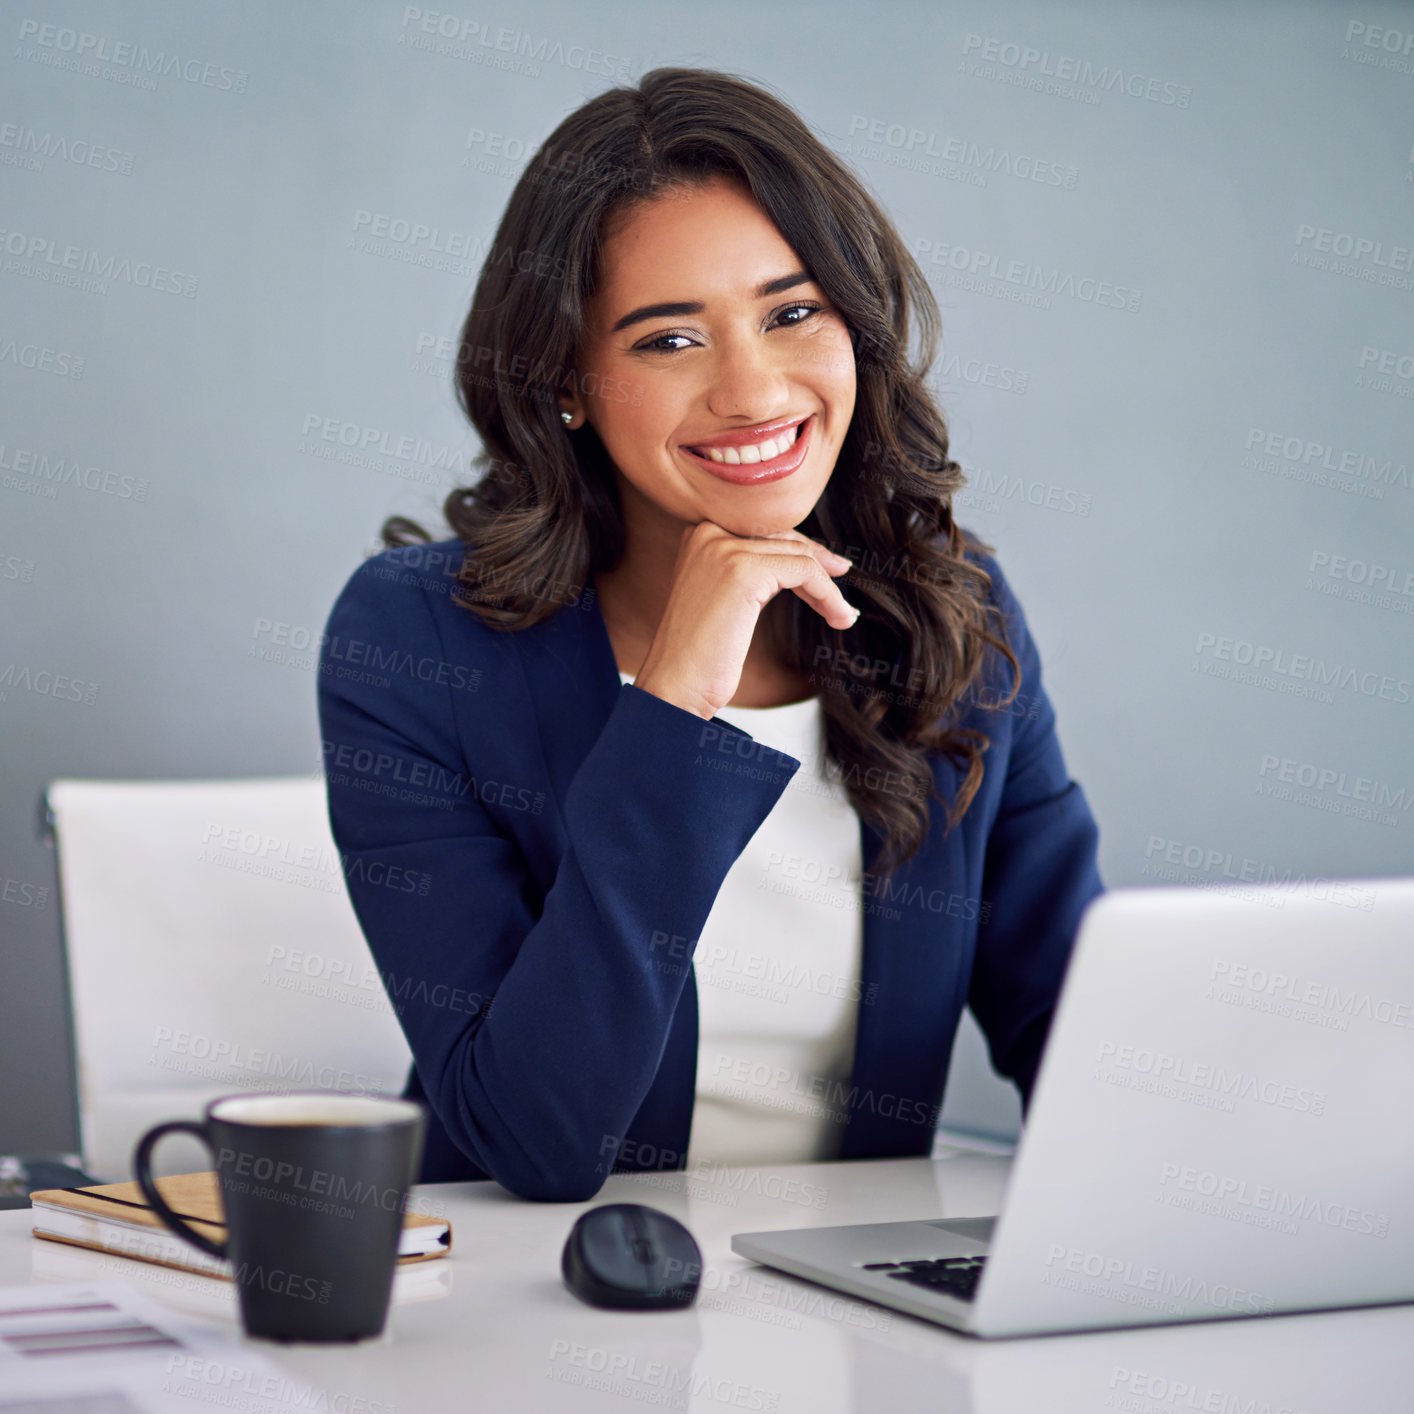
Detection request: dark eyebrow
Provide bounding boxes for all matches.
[608,271,814,335]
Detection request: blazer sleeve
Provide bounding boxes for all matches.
[316,557,800,1201]
[968,554,1105,1118]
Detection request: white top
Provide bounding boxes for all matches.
[620,673,865,1167]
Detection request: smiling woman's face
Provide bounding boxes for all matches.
[564,174,857,541]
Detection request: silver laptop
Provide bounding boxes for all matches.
[732,876,1414,1338]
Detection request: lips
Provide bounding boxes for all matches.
[679,413,815,486]
[684,414,810,459]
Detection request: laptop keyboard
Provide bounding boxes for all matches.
[862,1255,988,1302]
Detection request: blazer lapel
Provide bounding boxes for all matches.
[839,756,973,1159]
[513,583,621,789]
[509,581,698,1170]
[510,587,972,1166]
[503,583,621,886]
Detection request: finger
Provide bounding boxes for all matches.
[763,554,859,630]
[788,583,860,630]
[756,528,852,572]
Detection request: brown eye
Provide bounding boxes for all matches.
[632,303,822,355]
[634,331,697,354]
[774,302,821,327]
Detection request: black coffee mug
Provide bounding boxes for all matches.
[134,1090,426,1342]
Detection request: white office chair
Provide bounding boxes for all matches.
[45,777,414,1182]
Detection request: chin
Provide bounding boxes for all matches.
[712,503,818,540]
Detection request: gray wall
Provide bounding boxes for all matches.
[3,0,1410,1156]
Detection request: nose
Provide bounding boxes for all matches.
[704,330,792,426]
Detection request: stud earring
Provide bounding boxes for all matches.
[560,410,574,425]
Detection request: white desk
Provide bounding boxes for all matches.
[3,1146,1412,1412]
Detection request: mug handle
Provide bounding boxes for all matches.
[133,1120,228,1262]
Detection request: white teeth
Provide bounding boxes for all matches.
[699,421,802,465]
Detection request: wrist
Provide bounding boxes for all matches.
[633,671,714,721]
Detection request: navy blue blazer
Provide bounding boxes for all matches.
[316,534,1104,1201]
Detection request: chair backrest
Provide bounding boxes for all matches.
[46,776,414,1181]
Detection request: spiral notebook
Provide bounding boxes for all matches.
[29,1170,452,1281]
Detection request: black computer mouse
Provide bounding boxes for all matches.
[561,1202,703,1310]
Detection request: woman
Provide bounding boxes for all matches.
[317,67,1104,1201]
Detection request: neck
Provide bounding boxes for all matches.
[597,472,685,638]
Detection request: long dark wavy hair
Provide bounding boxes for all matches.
[381,65,1020,881]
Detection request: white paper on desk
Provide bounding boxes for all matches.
[0,1281,321,1413]
[28,1235,454,1319]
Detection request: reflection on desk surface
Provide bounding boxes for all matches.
[845,1289,1414,1412]
[1,1159,1410,1413]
